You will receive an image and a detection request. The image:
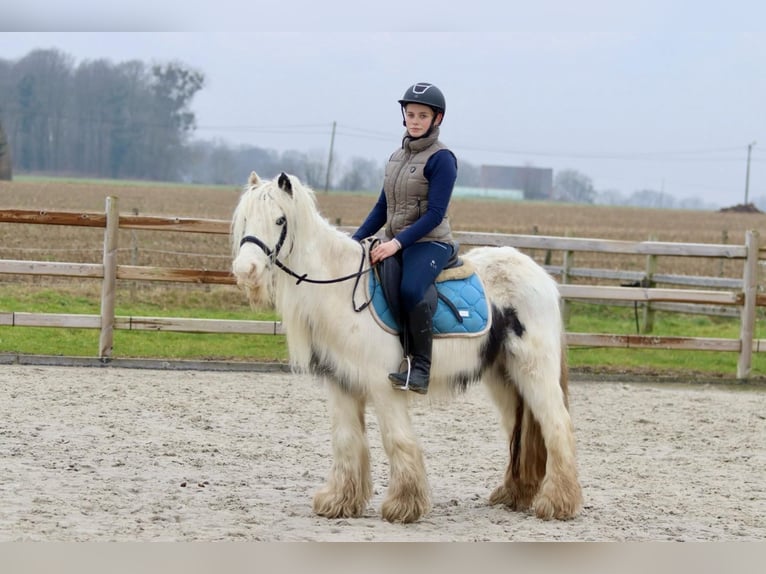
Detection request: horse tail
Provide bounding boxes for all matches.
[511,397,547,495]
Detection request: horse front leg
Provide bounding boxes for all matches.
[372,388,431,523]
[313,380,372,519]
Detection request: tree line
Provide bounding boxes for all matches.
[0,49,721,209]
[0,49,391,191]
[0,49,203,181]
[0,49,467,193]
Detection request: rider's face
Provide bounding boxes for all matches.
[404,103,442,137]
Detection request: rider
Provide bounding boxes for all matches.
[352,82,458,395]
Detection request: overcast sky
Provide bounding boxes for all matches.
[1,1,764,206]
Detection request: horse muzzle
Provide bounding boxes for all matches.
[233,257,274,309]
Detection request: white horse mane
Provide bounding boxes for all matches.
[232,171,371,371]
[232,171,329,257]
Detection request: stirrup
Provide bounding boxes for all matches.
[389,356,412,391]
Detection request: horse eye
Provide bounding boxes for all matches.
[276,216,286,225]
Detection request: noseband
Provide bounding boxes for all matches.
[240,216,288,265]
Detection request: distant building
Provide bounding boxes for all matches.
[452,186,524,200]
[479,165,553,200]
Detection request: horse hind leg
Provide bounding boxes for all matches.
[486,368,546,512]
[508,343,583,520]
[312,381,372,519]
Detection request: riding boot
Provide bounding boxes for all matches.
[389,299,434,394]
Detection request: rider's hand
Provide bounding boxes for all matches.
[370,239,401,264]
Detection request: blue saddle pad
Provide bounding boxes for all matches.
[368,270,490,337]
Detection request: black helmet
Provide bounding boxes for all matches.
[398,82,446,116]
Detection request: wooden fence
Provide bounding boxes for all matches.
[0,197,763,379]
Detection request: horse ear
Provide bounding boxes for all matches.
[277,172,293,196]
[248,171,260,187]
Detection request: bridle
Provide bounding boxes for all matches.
[238,216,376,311]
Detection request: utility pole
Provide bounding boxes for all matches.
[745,141,756,205]
[323,121,336,193]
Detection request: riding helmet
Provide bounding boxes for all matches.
[398,82,446,117]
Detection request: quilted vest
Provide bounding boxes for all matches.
[383,127,454,244]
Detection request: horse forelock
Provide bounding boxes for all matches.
[233,173,328,261]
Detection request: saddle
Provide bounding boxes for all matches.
[368,245,491,338]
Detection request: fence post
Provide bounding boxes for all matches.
[531,225,539,262]
[641,234,658,333]
[561,249,573,326]
[719,229,728,277]
[737,230,759,379]
[130,207,139,302]
[99,196,119,360]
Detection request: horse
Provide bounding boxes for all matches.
[231,171,582,524]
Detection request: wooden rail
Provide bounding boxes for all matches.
[0,199,762,378]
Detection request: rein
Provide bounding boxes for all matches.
[239,220,376,312]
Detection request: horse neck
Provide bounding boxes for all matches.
[271,211,372,372]
[274,216,363,313]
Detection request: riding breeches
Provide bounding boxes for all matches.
[397,241,454,311]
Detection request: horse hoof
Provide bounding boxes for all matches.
[488,483,539,511]
[532,485,582,520]
[381,496,431,524]
[313,489,365,519]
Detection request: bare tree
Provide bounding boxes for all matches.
[554,169,596,203]
[594,188,626,206]
[337,156,383,192]
[5,49,73,173]
[0,118,11,180]
[146,62,205,180]
[628,189,676,209]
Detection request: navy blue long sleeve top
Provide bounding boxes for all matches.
[352,149,457,248]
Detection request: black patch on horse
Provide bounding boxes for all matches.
[309,347,361,397]
[482,304,525,364]
[505,305,526,338]
[449,304,527,392]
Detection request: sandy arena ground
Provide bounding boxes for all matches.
[0,364,764,541]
